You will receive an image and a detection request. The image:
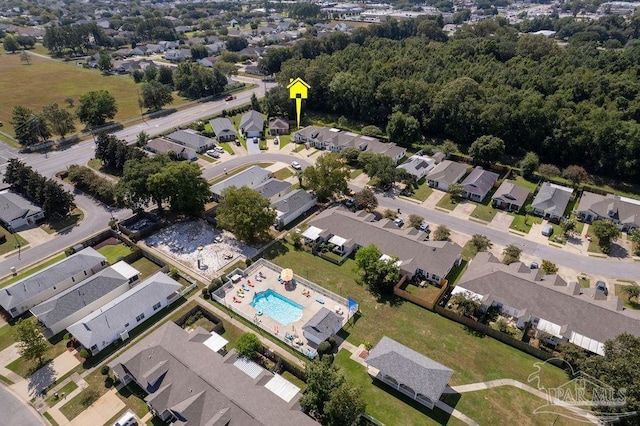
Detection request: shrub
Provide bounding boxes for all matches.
[104,377,114,388]
[207,282,217,294]
[64,332,71,340]
[236,333,262,359]
[317,341,332,356]
[100,365,110,375]
[0,233,5,244]
[64,247,75,257]
[245,258,252,266]
[79,348,90,359]
[320,353,334,363]
[201,287,210,299]
[169,267,180,279]
[328,336,337,351]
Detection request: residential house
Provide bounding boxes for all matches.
[575,192,640,232]
[0,190,45,230]
[145,138,197,161]
[426,160,468,191]
[30,262,139,336]
[253,178,292,203]
[165,49,187,62]
[0,248,107,318]
[205,42,226,55]
[460,166,500,202]
[239,110,265,138]
[303,208,462,283]
[109,322,317,426]
[453,252,640,355]
[531,182,573,222]
[492,180,531,212]
[396,155,436,181]
[293,126,406,164]
[268,117,290,135]
[272,189,317,230]
[210,166,272,201]
[302,307,343,345]
[197,56,218,68]
[166,130,216,153]
[209,117,238,142]
[366,336,453,409]
[68,272,182,355]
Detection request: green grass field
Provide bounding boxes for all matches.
[0,51,185,137]
[0,225,28,255]
[97,243,133,264]
[272,167,293,180]
[40,209,84,234]
[436,193,458,211]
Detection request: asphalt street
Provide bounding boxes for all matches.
[0,385,46,426]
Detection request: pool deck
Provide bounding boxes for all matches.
[219,263,349,356]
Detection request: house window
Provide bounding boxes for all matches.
[153,302,161,311]
[136,313,145,322]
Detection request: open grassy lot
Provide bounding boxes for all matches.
[86,158,121,179]
[0,52,183,137]
[273,167,293,180]
[436,193,459,211]
[40,209,84,234]
[97,243,134,265]
[445,387,587,426]
[334,350,464,426]
[263,241,569,388]
[0,252,65,288]
[0,224,28,256]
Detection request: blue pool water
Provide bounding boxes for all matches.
[250,289,304,326]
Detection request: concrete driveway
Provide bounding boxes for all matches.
[70,388,125,426]
[246,137,261,154]
[490,212,514,230]
[452,202,476,219]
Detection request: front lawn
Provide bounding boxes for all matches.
[40,209,84,234]
[196,153,217,163]
[60,369,110,420]
[219,142,234,154]
[334,350,461,426]
[470,203,499,222]
[262,242,569,388]
[615,283,640,310]
[277,134,291,149]
[436,193,458,211]
[293,144,305,153]
[410,179,433,202]
[509,213,542,234]
[350,168,363,179]
[0,225,28,255]
[116,381,150,418]
[273,167,293,180]
[6,326,70,378]
[587,233,603,254]
[45,380,78,407]
[577,276,590,288]
[97,243,133,265]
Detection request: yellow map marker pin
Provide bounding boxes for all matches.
[287,77,310,129]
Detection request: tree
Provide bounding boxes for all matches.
[340,147,360,165]
[95,133,145,172]
[408,214,424,229]
[540,260,558,274]
[98,53,112,74]
[42,103,76,140]
[433,225,451,241]
[502,244,522,264]
[451,293,481,318]
[173,62,227,100]
[557,342,586,371]
[11,106,51,146]
[469,135,505,164]
[157,66,174,87]
[622,284,640,303]
[324,383,366,426]
[579,334,640,423]
[15,319,48,365]
[355,244,400,295]
[152,162,210,215]
[629,228,640,256]
[560,217,577,237]
[470,234,492,252]
[216,186,276,242]
[537,164,561,180]
[359,152,397,188]
[353,188,377,212]
[20,50,30,65]
[136,131,150,147]
[250,93,261,112]
[235,333,262,359]
[303,153,349,201]
[141,80,173,111]
[590,220,621,254]
[519,152,539,178]
[300,358,344,423]
[3,34,19,53]
[77,90,118,128]
[225,36,248,52]
[361,125,382,137]
[447,183,464,202]
[562,165,590,187]
[386,111,420,147]
[144,65,158,82]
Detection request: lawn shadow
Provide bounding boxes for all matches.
[261,240,289,260]
[27,361,56,398]
[464,325,486,338]
[375,292,404,307]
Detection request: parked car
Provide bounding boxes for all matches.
[419,222,430,232]
[225,95,235,101]
[393,218,404,227]
[595,280,608,296]
[214,146,225,153]
[205,149,220,158]
[291,161,301,170]
[113,411,137,426]
[541,224,553,237]
[530,262,539,270]
[235,139,241,146]
[274,137,279,145]
[253,137,259,144]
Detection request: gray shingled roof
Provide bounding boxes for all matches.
[0,191,42,223]
[209,166,271,196]
[457,252,640,344]
[166,130,215,151]
[309,209,461,279]
[531,182,573,217]
[67,272,181,351]
[268,117,289,131]
[577,192,640,228]
[492,179,530,208]
[302,307,342,342]
[426,160,468,185]
[253,178,291,200]
[239,110,264,133]
[146,138,196,157]
[0,247,106,310]
[209,117,237,140]
[30,263,136,328]
[109,322,317,426]
[273,189,316,222]
[367,336,453,403]
[461,166,499,198]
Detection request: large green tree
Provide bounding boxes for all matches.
[173,62,227,100]
[235,333,262,359]
[3,34,19,53]
[300,358,344,423]
[303,153,349,201]
[386,111,420,148]
[469,135,505,164]
[15,319,48,365]
[355,244,400,295]
[590,220,621,254]
[141,80,173,111]
[11,106,50,146]
[324,383,366,426]
[359,152,398,188]
[353,187,377,212]
[42,103,76,140]
[77,90,118,128]
[216,186,276,242]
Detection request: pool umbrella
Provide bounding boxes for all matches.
[281,268,294,281]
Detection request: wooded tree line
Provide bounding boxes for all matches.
[43,22,110,55]
[264,15,640,181]
[3,159,75,218]
[94,133,146,173]
[67,165,116,205]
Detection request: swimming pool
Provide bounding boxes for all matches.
[250,289,303,326]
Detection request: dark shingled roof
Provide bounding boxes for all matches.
[302,307,342,342]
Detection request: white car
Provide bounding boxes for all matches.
[214,146,225,153]
[419,222,430,232]
[291,161,302,170]
[393,218,404,227]
[205,149,220,158]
